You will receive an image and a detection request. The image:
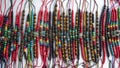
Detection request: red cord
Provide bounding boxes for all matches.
[37,0,46,30]
[16,0,24,28]
[110,8,119,59]
[8,0,17,25]
[12,42,16,62]
[44,9,48,23]
[40,45,49,68]
[42,4,49,67]
[0,14,3,29]
[41,1,50,67]
[15,13,21,28]
[5,44,9,61]
[14,13,21,63]
[114,8,119,58]
[58,48,62,60]
[72,41,76,60]
[37,0,45,25]
[37,10,43,31]
[72,10,74,28]
[15,43,19,61]
[101,7,107,68]
[71,0,75,27]
[58,10,60,21]
[79,11,86,61]
[16,0,24,14]
[36,36,39,59]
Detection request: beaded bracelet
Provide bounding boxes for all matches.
[19,10,25,62]
[109,7,120,67]
[105,7,111,59]
[91,13,97,62]
[79,11,86,61]
[118,7,120,30]
[48,11,54,60]
[83,11,89,62]
[68,9,73,61]
[100,5,107,68]
[95,10,100,63]
[54,4,59,58]
[61,12,65,61]
[74,11,79,61]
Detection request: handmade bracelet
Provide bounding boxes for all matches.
[86,11,91,62]
[89,12,95,62]
[105,7,111,58]
[110,8,119,59]
[3,16,9,61]
[95,10,100,63]
[19,10,25,62]
[56,10,62,62]
[48,11,54,60]
[54,4,59,58]
[100,5,107,67]
[83,11,89,62]
[64,15,69,62]
[68,9,73,61]
[0,14,4,61]
[118,7,120,30]
[74,11,79,61]
[79,11,86,61]
[91,13,96,62]
[99,6,106,58]
[61,12,65,61]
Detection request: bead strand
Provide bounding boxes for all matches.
[95,10,100,62]
[85,11,90,62]
[69,9,73,61]
[83,11,89,62]
[75,11,79,60]
[19,10,25,61]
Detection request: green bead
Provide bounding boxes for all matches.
[76,35,77,37]
[93,32,95,34]
[34,37,36,40]
[73,36,75,38]
[28,44,30,47]
[118,8,120,17]
[8,36,10,38]
[4,42,7,45]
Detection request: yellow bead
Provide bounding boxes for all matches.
[102,36,105,40]
[5,26,7,30]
